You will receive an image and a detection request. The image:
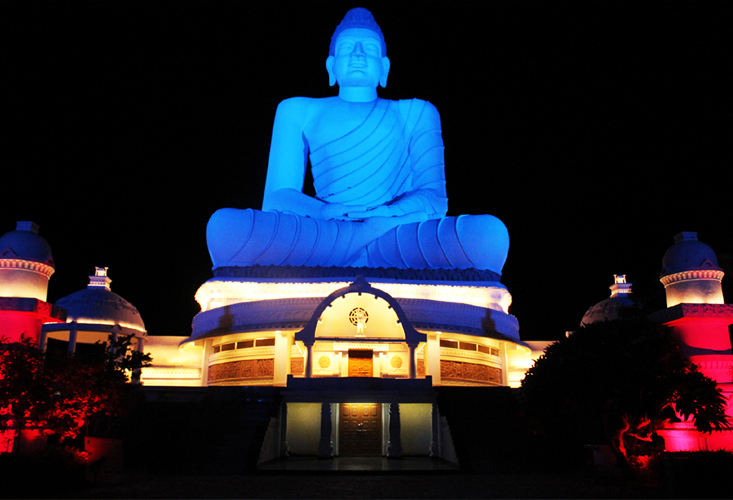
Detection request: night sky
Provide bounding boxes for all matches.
[5,1,731,341]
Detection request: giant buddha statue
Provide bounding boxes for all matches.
[207,8,509,276]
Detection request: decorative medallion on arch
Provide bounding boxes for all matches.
[295,277,426,379]
[315,292,403,340]
[296,275,425,346]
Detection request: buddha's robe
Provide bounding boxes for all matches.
[207,99,509,274]
[311,98,447,216]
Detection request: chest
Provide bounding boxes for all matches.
[304,100,401,152]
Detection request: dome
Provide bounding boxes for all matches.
[580,275,635,326]
[0,221,54,267]
[661,232,721,278]
[580,295,635,326]
[56,268,146,332]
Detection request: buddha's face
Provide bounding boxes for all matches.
[327,28,390,88]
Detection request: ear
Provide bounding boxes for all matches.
[379,57,391,88]
[326,56,336,87]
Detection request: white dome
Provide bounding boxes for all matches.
[580,275,635,326]
[56,268,146,332]
[580,295,635,326]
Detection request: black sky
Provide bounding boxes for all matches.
[4,1,731,340]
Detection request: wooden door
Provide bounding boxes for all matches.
[339,403,382,456]
[348,350,373,377]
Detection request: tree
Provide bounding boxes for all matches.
[521,316,729,461]
[0,334,152,448]
[0,335,55,449]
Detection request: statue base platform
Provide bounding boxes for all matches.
[180,265,528,388]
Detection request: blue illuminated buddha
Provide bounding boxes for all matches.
[207,8,509,275]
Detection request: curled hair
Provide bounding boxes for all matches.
[329,7,386,56]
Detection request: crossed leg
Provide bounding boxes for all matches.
[206,208,508,274]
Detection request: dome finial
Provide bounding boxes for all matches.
[88,267,112,290]
[610,274,632,297]
[674,231,698,244]
[16,221,39,234]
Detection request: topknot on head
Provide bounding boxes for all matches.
[329,7,386,56]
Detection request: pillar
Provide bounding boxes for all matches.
[499,341,509,387]
[426,334,441,385]
[408,343,417,379]
[388,402,403,458]
[38,330,48,353]
[430,402,440,457]
[201,339,213,386]
[132,335,145,384]
[67,322,78,355]
[279,402,289,457]
[109,329,119,357]
[305,343,314,378]
[317,402,333,458]
[274,330,291,386]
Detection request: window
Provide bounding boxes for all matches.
[478,345,500,356]
[459,342,477,351]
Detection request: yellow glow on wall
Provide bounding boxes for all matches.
[333,342,389,351]
[141,367,201,379]
[315,293,404,339]
[195,279,512,313]
[72,318,146,332]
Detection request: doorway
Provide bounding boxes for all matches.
[339,403,382,456]
[347,349,373,377]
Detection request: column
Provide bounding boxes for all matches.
[109,329,119,357]
[426,333,441,385]
[373,351,381,378]
[67,322,78,355]
[387,402,403,458]
[305,343,314,378]
[273,330,291,387]
[200,339,213,386]
[499,341,509,387]
[132,335,145,384]
[430,402,440,457]
[279,402,289,457]
[38,330,48,353]
[408,343,417,379]
[317,402,333,458]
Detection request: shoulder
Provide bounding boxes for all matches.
[275,97,340,122]
[398,98,441,124]
[399,98,439,113]
[276,97,318,114]
[277,96,341,111]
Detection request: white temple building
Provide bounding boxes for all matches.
[142,272,541,390]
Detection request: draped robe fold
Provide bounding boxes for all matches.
[206,98,509,273]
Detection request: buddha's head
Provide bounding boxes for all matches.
[326,8,390,89]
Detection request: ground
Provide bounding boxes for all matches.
[59,470,666,499]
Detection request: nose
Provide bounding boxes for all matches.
[351,42,366,57]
